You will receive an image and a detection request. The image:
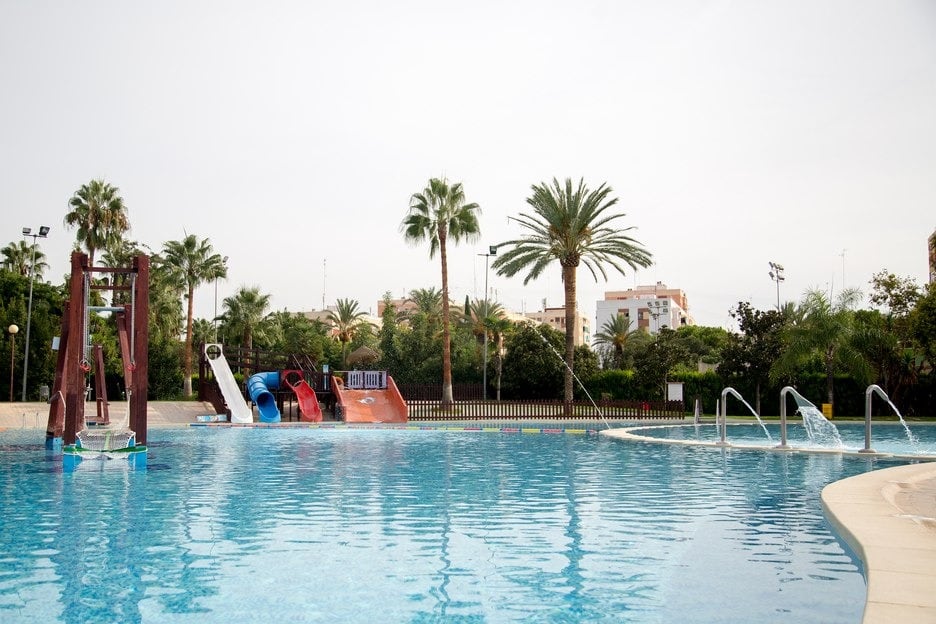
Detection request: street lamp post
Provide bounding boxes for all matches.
[8,325,18,402]
[21,226,49,401]
[478,246,496,401]
[768,261,785,311]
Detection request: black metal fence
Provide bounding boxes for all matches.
[406,399,685,421]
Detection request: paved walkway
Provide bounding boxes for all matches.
[0,401,220,429]
[822,463,936,624]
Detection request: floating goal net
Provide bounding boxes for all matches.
[76,428,136,452]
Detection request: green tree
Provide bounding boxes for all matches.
[100,238,151,305]
[493,177,652,410]
[327,298,368,367]
[771,288,869,409]
[2,240,48,279]
[593,313,639,369]
[717,302,787,414]
[146,255,185,345]
[675,325,730,365]
[220,286,272,355]
[401,177,481,406]
[910,283,936,369]
[64,179,130,266]
[869,270,922,318]
[463,298,506,396]
[160,234,228,396]
[500,323,564,400]
[634,328,691,399]
[266,310,328,365]
[851,309,918,405]
[378,292,404,374]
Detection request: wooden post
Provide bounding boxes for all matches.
[45,300,70,442]
[129,255,149,445]
[63,253,87,445]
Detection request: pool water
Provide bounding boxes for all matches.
[0,427,905,623]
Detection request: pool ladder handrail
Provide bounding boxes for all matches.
[861,384,890,454]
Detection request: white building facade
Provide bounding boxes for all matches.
[595,282,693,338]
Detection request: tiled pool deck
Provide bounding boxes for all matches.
[3,402,934,623]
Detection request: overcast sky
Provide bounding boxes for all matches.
[2,1,934,331]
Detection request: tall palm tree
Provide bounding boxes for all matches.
[64,179,130,266]
[101,238,151,305]
[161,234,228,396]
[465,298,508,399]
[493,177,652,408]
[147,256,185,344]
[771,287,870,410]
[594,313,639,369]
[1,240,48,279]
[401,178,481,406]
[404,287,446,335]
[464,298,505,345]
[327,298,367,367]
[220,286,272,370]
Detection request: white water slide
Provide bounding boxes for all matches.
[204,344,252,424]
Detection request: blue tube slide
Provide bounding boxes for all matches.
[247,371,281,423]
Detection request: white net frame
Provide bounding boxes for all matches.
[76,428,136,451]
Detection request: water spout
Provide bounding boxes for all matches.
[779,386,843,449]
[719,387,771,446]
[778,386,803,449]
[863,384,917,453]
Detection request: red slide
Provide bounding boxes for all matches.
[282,371,323,422]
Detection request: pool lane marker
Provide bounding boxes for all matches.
[190,422,599,435]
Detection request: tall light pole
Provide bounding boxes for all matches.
[21,225,49,401]
[478,246,496,401]
[8,325,18,402]
[768,261,785,311]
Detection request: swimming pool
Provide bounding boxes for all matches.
[0,427,905,623]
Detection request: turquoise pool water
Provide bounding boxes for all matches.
[0,427,905,623]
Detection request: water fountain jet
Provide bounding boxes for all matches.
[718,387,771,446]
[861,384,917,454]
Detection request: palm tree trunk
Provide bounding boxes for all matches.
[495,345,503,402]
[183,285,195,397]
[439,235,454,407]
[562,263,577,416]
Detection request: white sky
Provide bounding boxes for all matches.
[2,0,934,330]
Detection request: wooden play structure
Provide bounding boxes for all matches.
[45,252,149,461]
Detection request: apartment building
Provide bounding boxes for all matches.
[595,282,693,337]
[524,306,591,346]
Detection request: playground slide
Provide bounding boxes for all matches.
[283,371,323,422]
[333,375,407,423]
[247,371,281,423]
[204,344,252,424]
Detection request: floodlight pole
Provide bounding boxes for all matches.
[768,261,785,311]
[21,226,49,401]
